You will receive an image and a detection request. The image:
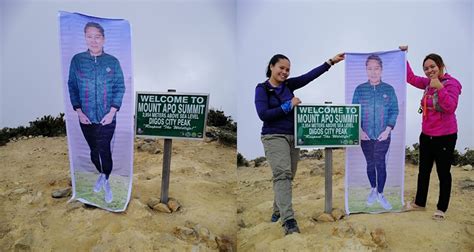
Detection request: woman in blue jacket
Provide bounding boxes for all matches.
[68,22,125,204]
[352,54,399,210]
[255,53,344,235]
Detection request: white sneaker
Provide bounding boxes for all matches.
[366,188,377,206]
[104,179,113,204]
[377,193,392,210]
[93,174,105,193]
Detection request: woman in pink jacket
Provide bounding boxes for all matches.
[400,46,462,220]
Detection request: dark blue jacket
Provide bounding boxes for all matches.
[255,62,331,135]
[352,81,399,140]
[68,51,125,124]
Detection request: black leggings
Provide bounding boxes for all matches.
[80,121,116,180]
[415,132,457,212]
[361,137,391,193]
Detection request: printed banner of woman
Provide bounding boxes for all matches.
[59,12,134,212]
[344,50,406,214]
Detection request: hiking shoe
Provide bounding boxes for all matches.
[366,188,377,206]
[377,193,392,210]
[93,174,105,193]
[271,213,280,222]
[104,179,113,204]
[283,219,300,235]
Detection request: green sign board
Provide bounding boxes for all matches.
[295,104,360,148]
[135,92,209,139]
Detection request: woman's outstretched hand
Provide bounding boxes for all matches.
[331,53,345,64]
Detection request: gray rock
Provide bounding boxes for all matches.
[460,179,474,191]
[51,188,71,198]
[463,165,473,171]
[12,188,27,195]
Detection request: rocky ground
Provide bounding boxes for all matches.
[0,136,237,251]
[1,136,473,251]
[237,150,474,251]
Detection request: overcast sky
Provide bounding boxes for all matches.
[1,0,472,159]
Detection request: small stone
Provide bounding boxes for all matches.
[331,208,345,220]
[459,179,474,191]
[51,188,71,198]
[153,203,171,213]
[370,228,387,248]
[215,235,234,252]
[12,188,27,195]
[67,201,83,212]
[146,197,161,209]
[236,206,244,214]
[463,165,473,171]
[167,198,181,212]
[173,226,198,242]
[312,212,335,222]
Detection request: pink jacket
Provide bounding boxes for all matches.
[406,62,462,136]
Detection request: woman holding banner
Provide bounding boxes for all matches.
[352,54,399,210]
[400,46,461,220]
[68,22,125,204]
[255,53,344,235]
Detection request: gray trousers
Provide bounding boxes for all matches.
[261,134,300,223]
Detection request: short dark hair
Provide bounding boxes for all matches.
[266,54,290,78]
[84,22,104,37]
[423,53,445,69]
[365,54,382,69]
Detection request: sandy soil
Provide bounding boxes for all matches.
[237,150,474,251]
[1,137,473,251]
[0,136,237,251]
